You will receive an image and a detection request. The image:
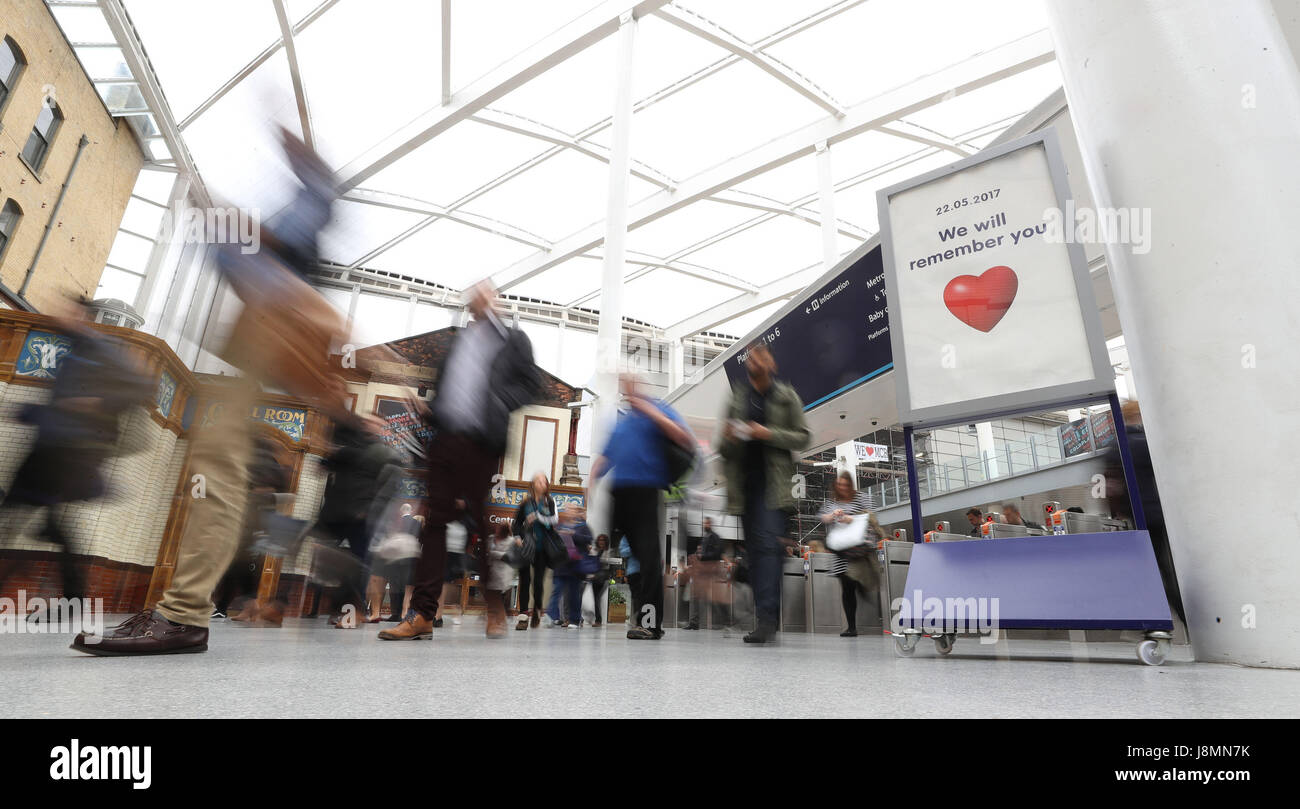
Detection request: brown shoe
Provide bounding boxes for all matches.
[484,590,507,639]
[254,600,283,627]
[71,610,208,656]
[377,614,434,640]
[229,603,258,622]
[515,612,529,630]
[530,611,540,628]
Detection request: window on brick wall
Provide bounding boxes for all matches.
[0,198,22,264]
[22,98,61,172]
[0,36,24,119]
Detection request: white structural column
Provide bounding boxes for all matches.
[1047,0,1300,667]
[975,422,999,480]
[815,140,838,273]
[592,11,638,533]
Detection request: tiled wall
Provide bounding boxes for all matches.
[0,389,186,568]
[282,452,327,577]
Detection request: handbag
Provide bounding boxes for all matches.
[249,513,310,559]
[372,531,421,562]
[542,528,568,567]
[662,434,696,490]
[575,554,600,576]
[826,513,871,551]
[504,535,535,569]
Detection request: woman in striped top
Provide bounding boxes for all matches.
[819,471,885,637]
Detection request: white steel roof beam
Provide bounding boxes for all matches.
[179,0,339,130]
[336,0,673,193]
[97,0,210,206]
[709,189,870,240]
[879,120,973,157]
[573,0,867,144]
[565,250,757,307]
[341,189,553,251]
[654,4,845,117]
[272,0,315,149]
[470,108,676,189]
[664,257,838,341]
[492,31,1055,292]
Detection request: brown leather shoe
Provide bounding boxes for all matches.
[256,600,284,627]
[377,613,434,640]
[484,590,507,639]
[71,610,208,656]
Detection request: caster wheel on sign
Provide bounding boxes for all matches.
[894,636,916,657]
[1136,639,1166,666]
[934,634,954,655]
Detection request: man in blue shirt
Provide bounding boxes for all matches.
[590,375,693,640]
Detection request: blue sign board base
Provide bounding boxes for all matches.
[898,531,1173,631]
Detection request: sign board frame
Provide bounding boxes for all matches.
[875,128,1112,429]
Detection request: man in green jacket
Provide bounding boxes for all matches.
[718,343,811,643]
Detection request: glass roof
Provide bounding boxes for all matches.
[64,0,1063,340]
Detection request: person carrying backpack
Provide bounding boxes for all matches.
[589,374,695,640]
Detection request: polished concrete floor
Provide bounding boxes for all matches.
[3,614,1298,718]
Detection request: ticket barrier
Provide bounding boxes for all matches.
[807,552,882,633]
[1047,509,1128,535]
[980,521,1049,539]
[879,539,914,631]
[780,555,808,633]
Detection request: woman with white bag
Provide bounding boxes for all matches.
[820,471,885,637]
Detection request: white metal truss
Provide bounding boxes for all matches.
[89,0,1062,345]
[653,3,845,117]
[335,0,674,192]
[341,188,553,251]
[95,0,211,205]
[178,0,340,129]
[271,0,315,149]
[469,108,677,189]
[492,30,1056,292]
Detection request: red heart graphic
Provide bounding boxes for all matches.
[943,266,1018,332]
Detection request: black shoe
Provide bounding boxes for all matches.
[840,628,858,637]
[684,623,699,630]
[432,617,444,628]
[627,627,659,640]
[211,610,227,620]
[743,625,775,644]
[71,610,208,656]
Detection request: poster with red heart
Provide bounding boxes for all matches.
[877,132,1109,425]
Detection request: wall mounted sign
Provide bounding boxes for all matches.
[251,404,308,442]
[374,396,433,458]
[876,129,1112,427]
[1059,418,1092,458]
[722,246,892,410]
[15,330,73,380]
[487,485,585,511]
[853,441,889,463]
[1059,409,1117,459]
[398,476,428,499]
[156,370,177,418]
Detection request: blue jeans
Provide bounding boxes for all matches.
[741,503,786,629]
[547,570,581,623]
